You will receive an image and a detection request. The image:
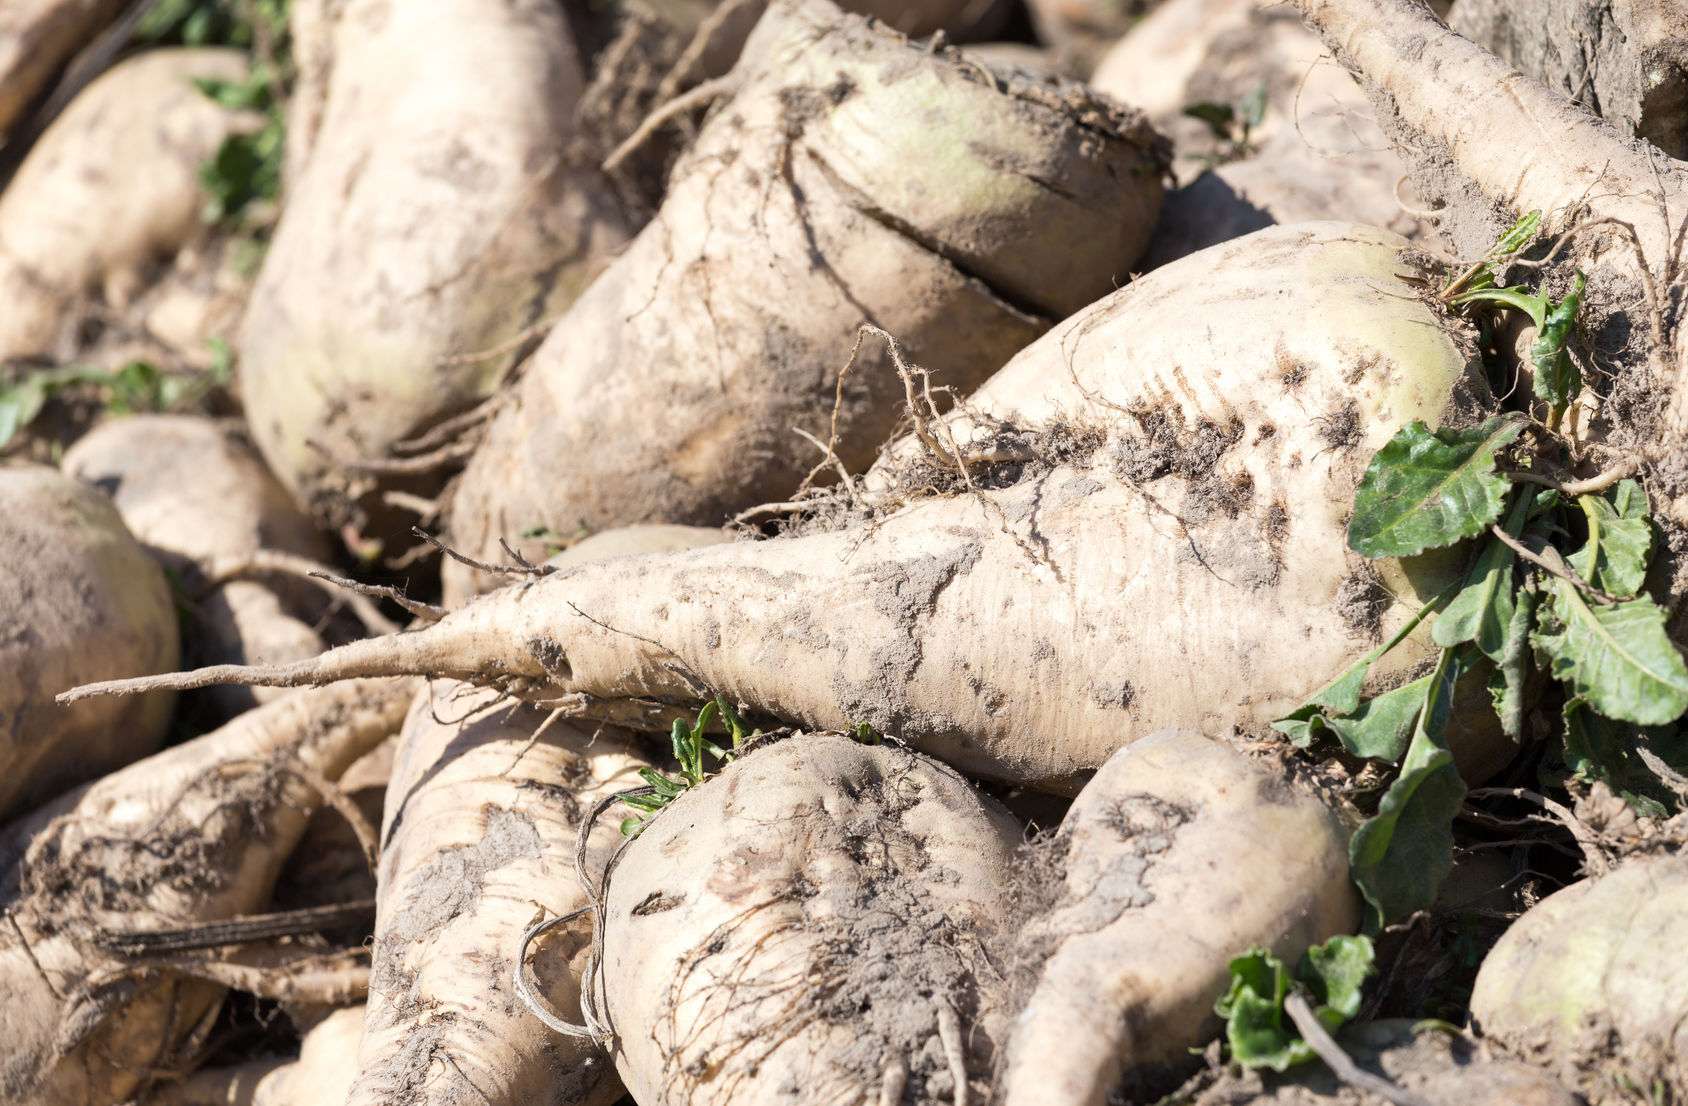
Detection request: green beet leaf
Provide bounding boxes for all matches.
[1295,676,1428,763]
[1535,581,1688,726]
[1302,935,1376,1022]
[1557,700,1688,818]
[1530,271,1586,411]
[1348,416,1527,558]
[1216,937,1376,1071]
[1347,650,1468,930]
[1489,581,1538,740]
[1433,537,1516,657]
[1567,482,1652,598]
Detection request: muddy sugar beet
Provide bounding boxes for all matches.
[0,680,412,1106]
[595,732,1024,1106]
[441,0,1168,599]
[83,222,1514,792]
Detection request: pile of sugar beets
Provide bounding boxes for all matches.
[4,0,1688,1103]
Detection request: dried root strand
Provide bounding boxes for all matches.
[203,549,401,636]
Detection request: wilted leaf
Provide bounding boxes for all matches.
[1489,581,1539,740]
[1348,416,1527,558]
[1535,581,1688,726]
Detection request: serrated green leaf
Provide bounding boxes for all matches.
[1568,483,1652,598]
[1217,937,1374,1072]
[1348,416,1527,558]
[1301,935,1375,1020]
[1216,949,1309,1071]
[1535,582,1688,726]
[1348,649,1468,930]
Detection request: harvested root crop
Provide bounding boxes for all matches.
[1090,0,1426,263]
[64,223,1514,793]
[596,731,1024,1106]
[1292,0,1688,535]
[441,0,1167,599]
[996,729,1358,1106]
[1469,850,1688,1101]
[0,0,127,140]
[0,678,414,1106]
[144,1004,362,1106]
[0,464,178,822]
[1453,0,1688,160]
[344,682,646,1106]
[0,48,260,363]
[62,416,337,720]
[238,0,630,529]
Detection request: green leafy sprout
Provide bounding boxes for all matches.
[619,698,756,837]
[0,342,234,451]
[1274,209,1688,931]
[1182,84,1266,168]
[1216,935,1375,1071]
[138,0,292,225]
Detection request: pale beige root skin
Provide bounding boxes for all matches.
[441,0,1167,601]
[0,48,259,362]
[143,1004,364,1106]
[238,0,630,525]
[600,732,1024,1106]
[996,730,1359,1106]
[845,0,1016,36]
[67,223,1514,792]
[344,682,646,1106]
[62,416,334,718]
[545,522,736,568]
[0,0,127,137]
[0,678,414,1106]
[140,1059,283,1106]
[1091,0,1429,261]
[1024,0,1144,73]
[0,465,178,822]
[1469,852,1688,1101]
[1292,0,1688,527]
[1452,0,1688,160]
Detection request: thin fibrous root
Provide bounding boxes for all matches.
[94,900,377,955]
[414,527,556,578]
[603,74,741,173]
[55,621,488,703]
[307,569,446,623]
[203,549,401,636]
